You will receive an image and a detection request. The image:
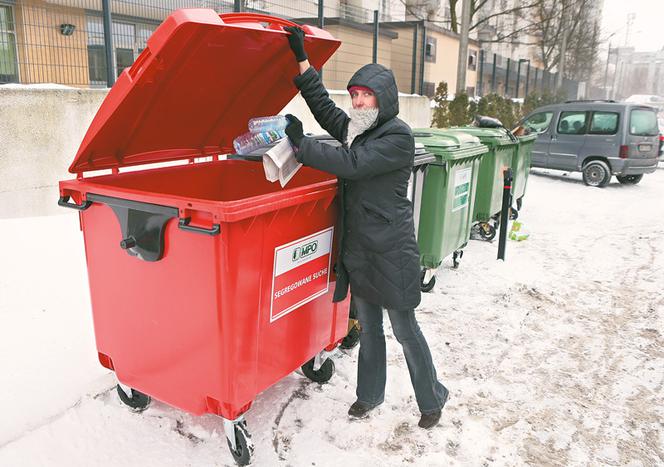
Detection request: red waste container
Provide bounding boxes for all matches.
[58,10,346,465]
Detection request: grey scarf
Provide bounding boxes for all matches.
[346,107,379,147]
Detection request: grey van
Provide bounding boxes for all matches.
[520,101,661,187]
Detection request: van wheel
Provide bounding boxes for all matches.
[616,174,643,185]
[582,160,611,187]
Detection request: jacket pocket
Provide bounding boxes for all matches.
[356,201,398,253]
[360,200,393,224]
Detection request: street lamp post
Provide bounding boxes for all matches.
[603,42,612,99]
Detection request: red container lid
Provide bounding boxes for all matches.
[69,10,340,174]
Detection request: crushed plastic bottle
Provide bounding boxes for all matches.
[233,130,286,155]
[247,115,288,133]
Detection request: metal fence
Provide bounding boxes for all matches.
[0,0,578,98]
[0,0,425,92]
[477,51,579,100]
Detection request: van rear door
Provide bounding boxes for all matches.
[626,107,660,160]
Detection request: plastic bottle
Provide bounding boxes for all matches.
[247,115,288,133]
[233,130,286,155]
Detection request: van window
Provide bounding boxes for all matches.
[589,112,619,135]
[523,112,553,133]
[558,112,587,135]
[630,109,659,136]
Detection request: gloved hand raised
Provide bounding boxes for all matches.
[285,114,304,148]
[283,26,308,63]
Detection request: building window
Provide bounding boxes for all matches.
[468,50,477,71]
[380,0,391,20]
[425,36,436,63]
[86,16,155,85]
[0,4,19,84]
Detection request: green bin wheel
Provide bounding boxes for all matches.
[227,420,254,466]
[301,357,335,383]
[420,269,436,293]
[116,385,151,412]
[478,222,497,241]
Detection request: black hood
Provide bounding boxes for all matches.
[347,63,399,126]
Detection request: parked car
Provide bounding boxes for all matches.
[520,100,661,187]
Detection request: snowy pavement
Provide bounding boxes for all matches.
[1,166,663,466]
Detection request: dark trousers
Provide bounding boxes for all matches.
[353,295,448,415]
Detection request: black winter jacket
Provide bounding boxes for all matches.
[293,64,421,310]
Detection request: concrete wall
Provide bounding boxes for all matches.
[0,86,431,218]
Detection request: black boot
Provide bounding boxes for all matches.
[418,386,449,429]
[348,400,380,419]
[418,410,442,429]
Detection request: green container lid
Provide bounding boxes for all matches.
[451,126,516,147]
[412,128,487,160]
[517,133,538,143]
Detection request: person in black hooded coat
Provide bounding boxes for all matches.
[282,25,448,429]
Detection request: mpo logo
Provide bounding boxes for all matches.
[292,241,318,261]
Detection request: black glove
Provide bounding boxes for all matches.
[283,26,308,63]
[285,114,304,148]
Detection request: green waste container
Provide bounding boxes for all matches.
[453,126,519,240]
[513,134,537,210]
[413,129,488,291]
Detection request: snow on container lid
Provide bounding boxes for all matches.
[69,11,340,174]
[450,126,516,146]
[413,128,482,149]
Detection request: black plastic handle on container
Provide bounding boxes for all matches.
[178,217,221,236]
[58,195,92,211]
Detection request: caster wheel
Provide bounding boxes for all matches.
[452,250,464,269]
[340,323,360,349]
[509,208,519,220]
[227,421,254,466]
[116,385,151,412]
[478,223,496,241]
[301,357,335,383]
[420,269,436,293]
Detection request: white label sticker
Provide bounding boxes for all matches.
[452,167,472,212]
[270,227,334,323]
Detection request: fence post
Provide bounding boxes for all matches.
[372,10,379,64]
[491,53,497,93]
[525,62,530,97]
[504,58,510,96]
[234,0,242,12]
[515,59,522,98]
[419,21,426,95]
[101,0,115,87]
[477,49,484,97]
[411,23,418,94]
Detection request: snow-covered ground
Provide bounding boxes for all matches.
[1,167,663,466]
